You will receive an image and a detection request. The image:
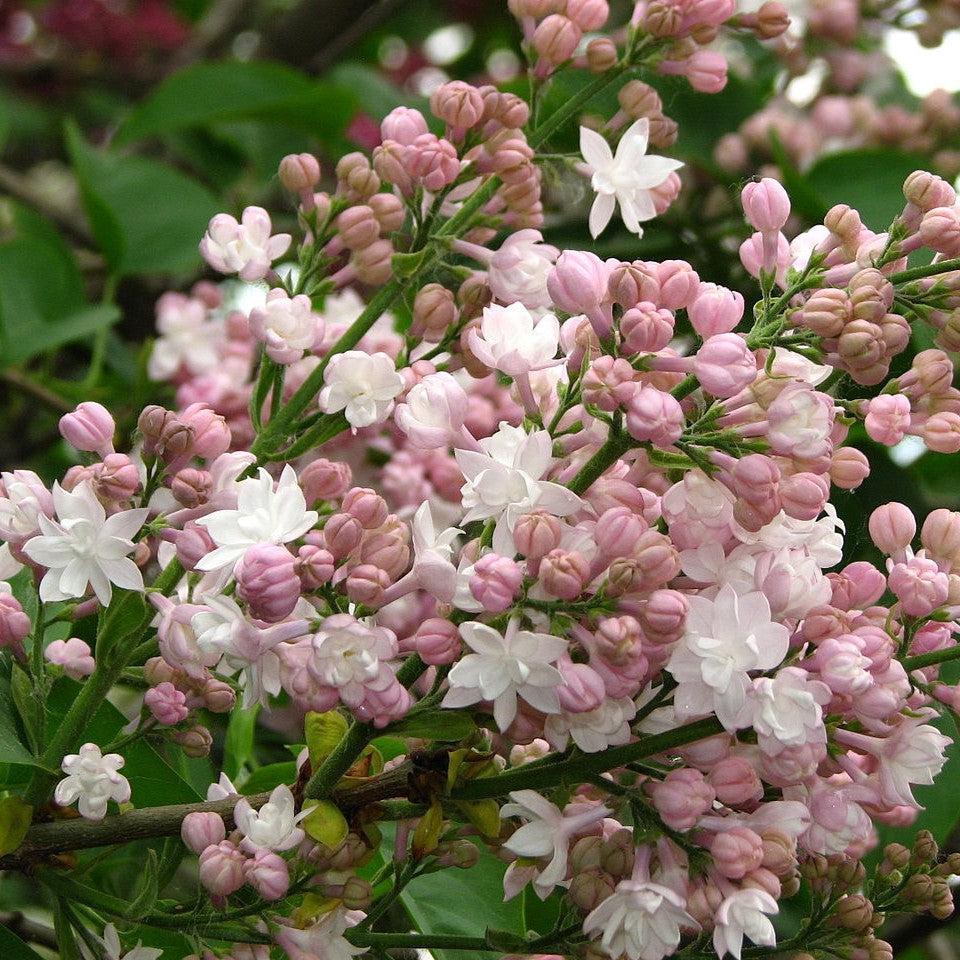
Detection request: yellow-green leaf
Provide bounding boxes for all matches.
[0,796,31,855]
[301,799,349,848]
[305,710,349,770]
[412,799,444,859]
[456,799,500,839]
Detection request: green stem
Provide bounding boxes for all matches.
[567,430,635,495]
[902,645,960,671]
[83,275,117,390]
[22,560,183,807]
[349,932,490,950]
[889,257,960,285]
[451,717,723,800]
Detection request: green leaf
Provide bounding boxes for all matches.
[0,795,32,854]
[66,122,219,277]
[329,63,428,121]
[96,588,148,657]
[224,704,260,781]
[9,665,42,758]
[0,677,35,767]
[116,61,357,146]
[301,799,349,847]
[240,761,297,795]
[389,709,476,742]
[124,848,160,919]
[400,838,523,960]
[305,710,349,770]
[7,569,37,626]
[804,148,926,231]
[0,926,46,960]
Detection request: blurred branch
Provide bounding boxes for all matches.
[171,0,257,67]
[0,164,92,247]
[0,911,58,950]
[258,0,405,71]
[0,370,73,414]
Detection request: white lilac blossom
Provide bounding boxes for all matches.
[666,584,790,730]
[543,697,636,753]
[233,784,307,852]
[501,789,610,898]
[0,469,53,542]
[443,618,566,730]
[751,667,830,753]
[579,118,683,239]
[583,877,698,960]
[712,889,779,959]
[486,229,558,309]
[54,743,131,820]
[456,423,582,555]
[199,206,291,282]
[409,501,462,602]
[23,482,148,605]
[148,294,223,381]
[319,350,405,429]
[275,905,367,960]
[79,924,162,960]
[195,465,317,572]
[467,302,561,377]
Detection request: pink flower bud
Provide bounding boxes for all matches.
[336,205,380,251]
[179,403,232,461]
[0,592,28,660]
[656,260,700,310]
[411,284,457,342]
[620,302,675,353]
[829,561,887,610]
[236,544,300,623]
[414,618,461,665]
[688,283,744,337]
[346,564,390,605]
[171,468,212,508]
[830,446,870,490]
[888,556,950,616]
[540,549,590,600]
[297,544,335,589]
[919,206,960,258]
[709,756,762,805]
[868,502,916,554]
[608,262,660,308]
[300,458,352,504]
[556,658,606,712]
[203,678,236,713]
[381,106,429,146]
[342,487,389,529]
[626,385,684,448]
[144,681,189,725]
[44,637,94,680]
[513,511,562,560]
[596,507,647,559]
[198,840,246,896]
[779,472,829,521]
[470,553,523,612]
[922,509,960,570]
[637,589,688,645]
[404,134,460,192]
[244,849,289,901]
[59,402,115,457]
[693,333,757,397]
[532,14,581,66]
[324,513,364,560]
[741,177,791,232]
[278,153,320,193]
[660,49,728,93]
[711,826,764,879]
[547,250,609,316]
[649,768,715,831]
[864,394,912,446]
[176,521,216,571]
[582,356,637,411]
[181,811,226,855]
[567,0,608,30]
[430,81,485,131]
[922,411,960,453]
[174,725,213,758]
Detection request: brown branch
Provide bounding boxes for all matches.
[0,911,58,950]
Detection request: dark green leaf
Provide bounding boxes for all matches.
[116,61,357,145]
[0,926,46,960]
[224,704,260,781]
[8,665,41,759]
[96,588,148,657]
[124,848,160,919]
[329,63,428,121]
[240,761,297,795]
[66,122,219,276]
[388,709,476,741]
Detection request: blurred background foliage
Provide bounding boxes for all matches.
[0,1,959,956]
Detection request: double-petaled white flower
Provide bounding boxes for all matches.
[579,118,683,239]
[467,302,561,378]
[196,465,318,572]
[320,350,405,429]
[55,742,131,820]
[666,584,790,731]
[455,423,582,556]
[199,206,291,282]
[234,784,307,852]
[713,889,779,959]
[443,617,566,731]
[23,482,148,606]
[79,923,162,960]
[751,666,830,754]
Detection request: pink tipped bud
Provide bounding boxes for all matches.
[922,411,960,453]
[412,284,457,342]
[626,385,684,448]
[300,458,352,504]
[868,502,916,554]
[582,356,637,411]
[513,511,562,559]
[779,472,829,521]
[324,513,364,560]
[532,14,581,66]
[342,487,389,529]
[198,840,245,896]
[176,521,216,572]
[888,556,950,616]
[547,250,609,315]
[171,468,212,508]
[430,81,485,131]
[694,333,757,397]
[620,302,675,353]
[657,260,700,310]
[278,153,320,193]
[336,205,380,251]
[414,618,461,665]
[741,177,791,232]
[59,401,115,457]
[556,658,606,712]
[404,134,460,192]
[244,849,290,901]
[586,36,618,72]
[864,394,911,446]
[470,553,523,612]
[345,564,390,606]
[181,811,226,855]
[608,261,660,308]
[660,49,728,94]
[711,826,764,879]
[649,768,715,831]
[297,544,335,589]
[688,283,744,337]
[44,636,93,680]
[382,107,429,146]
[203,678,236,714]
[173,725,213,758]
[540,549,590,600]
[144,681,189,725]
[595,507,646,560]
[638,589,688,645]
[709,757,762,805]
[919,206,960,258]
[179,403,232,461]
[830,446,870,490]
[829,561,887,610]
[922,509,960,571]
[236,544,300,623]
[567,0,608,29]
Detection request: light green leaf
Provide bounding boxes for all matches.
[224,704,260,781]
[240,761,297,795]
[66,122,219,276]
[116,61,357,145]
[0,677,35,767]
[388,708,476,742]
